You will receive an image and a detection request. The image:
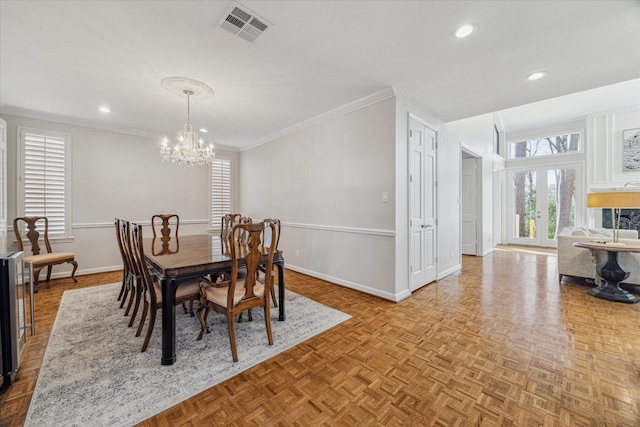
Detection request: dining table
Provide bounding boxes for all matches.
[143,234,286,365]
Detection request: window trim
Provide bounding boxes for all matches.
[209,156,233,233]
[506,129,584,161]
[16,127,73,241]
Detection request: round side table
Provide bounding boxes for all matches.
[573,241,640,304]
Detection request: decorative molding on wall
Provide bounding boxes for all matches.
[72,219,210,229]
[282,221,395,237]
[244,87,396,151]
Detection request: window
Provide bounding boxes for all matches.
[508,132,581,159]
[210,157,232,230]
[17,128,72,238]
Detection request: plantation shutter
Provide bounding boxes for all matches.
[23,132,67,236]
[211,158,232,230]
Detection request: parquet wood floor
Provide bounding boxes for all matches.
[1,246,639,426]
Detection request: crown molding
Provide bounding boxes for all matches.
[242,87,396,151]
[0,106,161,138]
[0,107,240,152]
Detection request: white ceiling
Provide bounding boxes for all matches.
[1,1,638,151]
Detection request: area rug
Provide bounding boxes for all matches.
[25,283,350,426]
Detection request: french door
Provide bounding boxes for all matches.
[508,163,582,248]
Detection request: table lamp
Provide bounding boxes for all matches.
[587,189,640,244]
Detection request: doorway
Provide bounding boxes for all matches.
[461,149,481,255]
[507,163,582,247]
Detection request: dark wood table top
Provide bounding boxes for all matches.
[143,234,282,279]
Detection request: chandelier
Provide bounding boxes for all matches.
[160,88,215,166]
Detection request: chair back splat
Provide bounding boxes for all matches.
[151,214,179,238]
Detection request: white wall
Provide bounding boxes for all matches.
[589,107,640,189]
[239,97,398,300]
[2,113,239,277]
[445,113,495,256]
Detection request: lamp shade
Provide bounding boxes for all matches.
[587,191,640,208]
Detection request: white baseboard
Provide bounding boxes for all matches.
[285,264,407,302]
[31,265,123,282]
[437,264,461,280]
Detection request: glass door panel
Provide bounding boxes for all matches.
[545,168,576,244]
[510,169,538,244]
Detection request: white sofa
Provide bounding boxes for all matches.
[557,227,640,290]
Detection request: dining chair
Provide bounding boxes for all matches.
[151,213,193,314]
[114,218,132,306]
[220,213,241,240]
[151,214,179,238]
[129,222,201,352]
[196,220,276,362]
[115,219,145,327]
[13,216,78,292]
[214,214,248,283]
[259,218,281,308]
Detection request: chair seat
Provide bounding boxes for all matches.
[153,279,200,304]
[24,252,75,265]
[202,279,264,308]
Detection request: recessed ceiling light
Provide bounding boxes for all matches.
[199,128,208,133]
[455,24,475,38]
[527,71,547,81]
[98,106,111,113]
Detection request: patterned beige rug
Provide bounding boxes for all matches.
[25,282,350,426]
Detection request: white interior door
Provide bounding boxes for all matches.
[409,116,437,291]
[461,157,477,255]
[508,163,581,248]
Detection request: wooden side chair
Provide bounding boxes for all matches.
[196,221,276,362]
[151,214,179,238]
[115,219,144,327]
[114,218,132,306]
[13,216,78,292]
[220,213,241,241]
[259,218,281,308]
[129,222,201,352]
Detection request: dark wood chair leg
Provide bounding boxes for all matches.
[69,260,78,282]
[136,301,148,337]
[128,285,142,327]
[227,312,238,362]
[32,266,44,293]
[117,271,127,302]
[141,308,156,352]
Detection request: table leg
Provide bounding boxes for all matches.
[276,260,285,321]
[161,277,178,365]
[590,250,639,304]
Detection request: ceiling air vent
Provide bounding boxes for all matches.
[218,3,271,43]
